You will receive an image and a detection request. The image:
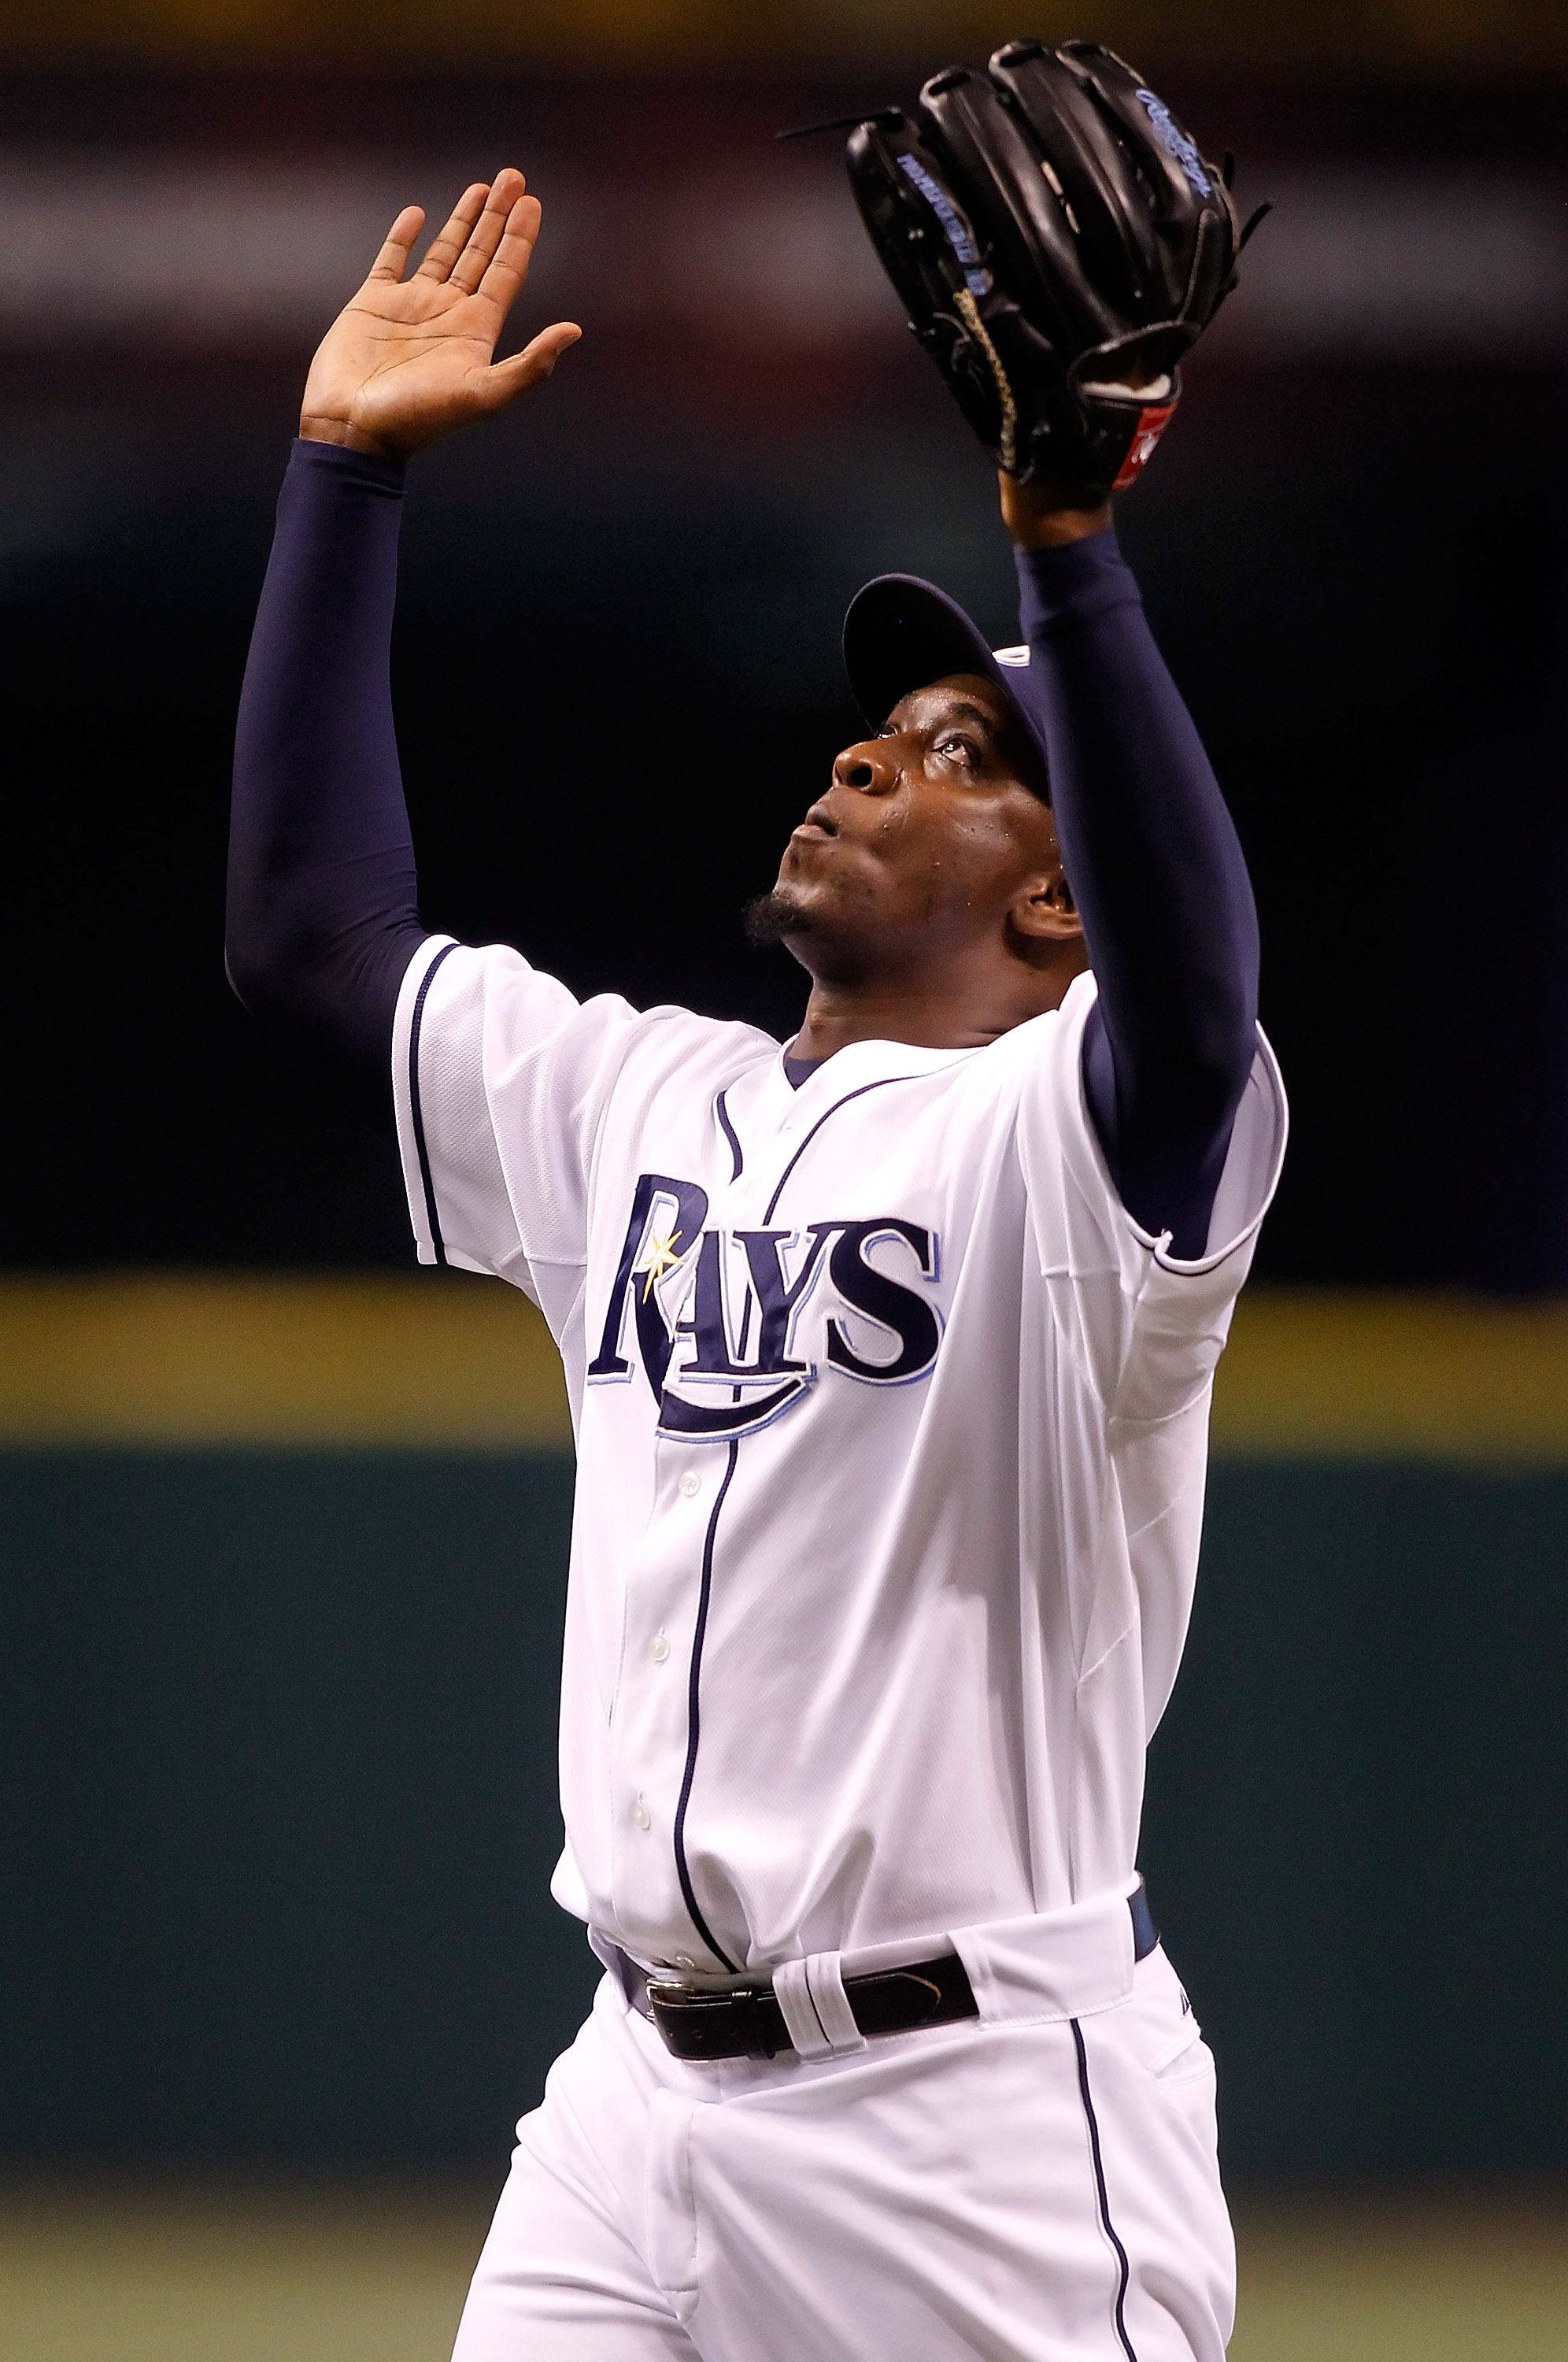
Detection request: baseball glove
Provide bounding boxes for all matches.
[843,39,1266,495]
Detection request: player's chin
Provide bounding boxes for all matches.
[747,839,886,948]
[743,885,817,949]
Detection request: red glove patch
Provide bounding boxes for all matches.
[1112,402,1178,490]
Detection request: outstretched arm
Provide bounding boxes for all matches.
[226,437,419,1069]
[225,171,579,1075]
[1001,479,1259,1260]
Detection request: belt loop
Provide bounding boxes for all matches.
[773,1953,867,2058]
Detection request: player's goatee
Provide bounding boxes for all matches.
[742,887,812,948]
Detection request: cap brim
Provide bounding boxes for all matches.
[841,573,1049,798]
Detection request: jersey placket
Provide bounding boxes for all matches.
[604,1151,773,1976]
[603,1065,941,1974]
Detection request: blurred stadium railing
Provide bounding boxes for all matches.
[2,156,1566,361]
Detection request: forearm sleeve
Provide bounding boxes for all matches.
[226,437,427,1078]
[1015,524,1259,1259]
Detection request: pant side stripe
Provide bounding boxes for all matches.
[1071,2016,1139,2362]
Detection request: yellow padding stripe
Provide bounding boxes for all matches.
[0,1279,1565,1460]
[1212,1290,1568,1462]
[0,1275,571,1449]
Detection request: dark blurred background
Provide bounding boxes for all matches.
[3,50,1567,1288]
[1,9,1566,2351]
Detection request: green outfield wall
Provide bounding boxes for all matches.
[1,1281,1564,2178]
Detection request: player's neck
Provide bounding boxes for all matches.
[791,957,1082,1061]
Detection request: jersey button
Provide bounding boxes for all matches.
[633,1794,652,1831]
[678,1470,702,1498]
[647,1631,671,1663]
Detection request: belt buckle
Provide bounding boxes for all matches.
[644,1976,695,2012]
[645,1977,783,2062]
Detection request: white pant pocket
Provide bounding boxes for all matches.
[1147,2021,1211,2079]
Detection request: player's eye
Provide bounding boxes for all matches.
[934,732,978,767]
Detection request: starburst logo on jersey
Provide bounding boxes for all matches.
[586,1173,943,1438]
[641,1230,685,1299]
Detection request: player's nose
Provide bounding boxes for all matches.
[832,739,897,794]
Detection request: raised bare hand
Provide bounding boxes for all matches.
[300,168,580,461]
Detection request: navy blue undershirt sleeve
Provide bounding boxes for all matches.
[226,438,427,1077]
[1013,525,1259,1259]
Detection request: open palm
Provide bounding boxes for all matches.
[300,168,580,461]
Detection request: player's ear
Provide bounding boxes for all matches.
[1008,863,1082,946]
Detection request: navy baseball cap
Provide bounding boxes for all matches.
[842,573,1049,799]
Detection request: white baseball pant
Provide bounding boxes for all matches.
[449,1944,1234,2361]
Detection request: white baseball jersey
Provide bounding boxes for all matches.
[392,935,1285,1983]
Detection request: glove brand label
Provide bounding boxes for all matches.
[1134,91,1212,198]
[1112,402,1178,490]
[896,153,990,295]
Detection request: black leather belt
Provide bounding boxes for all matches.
[618,1882,1159,2063]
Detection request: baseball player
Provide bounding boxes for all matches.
[227,44,1284,2360]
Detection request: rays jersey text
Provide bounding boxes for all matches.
[586,1172,943,1439]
